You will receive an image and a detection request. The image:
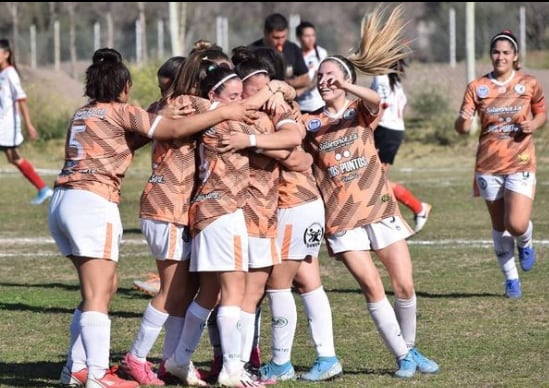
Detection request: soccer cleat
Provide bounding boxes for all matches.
[249,346,262,369]
[132,273,161,296]
[258,360,296,382]
[60,365,88,387]
[413,202,432,233]
[504,279,522,298]
[157,360,180,385]
[218,368,265,388]
[119,352,165,386]
[410,348,439,374]
[85,366,139,388]
[518,246,536,272]
[394,350,417,378]
[299,356,343,381]
[198,354,222,384]
[30,186,53,205]
[164,358,207,386]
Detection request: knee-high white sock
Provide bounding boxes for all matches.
[492,229,519,280]
[516,220,533,248]
[217,305,242,374]
[173,301,211,365]
[393,295,416,349]
[367,297,408,360]
[207,307,222,357]
[268,289,297,365]
[81,311,111,379]
[239,310,256,363]
[300,287,336,358]
[163,315,184,360]
[130,302,169,361]
[67,308,86,372]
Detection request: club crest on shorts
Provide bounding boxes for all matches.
[304,222,324,248]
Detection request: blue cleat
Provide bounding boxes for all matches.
[504,279,522,298]
[299,356,343,381]
[411,348,439,374]
[259,360,295,382]
[31,186,53,205]
[394,350,417,378]
[518,246,536,272]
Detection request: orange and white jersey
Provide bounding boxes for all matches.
[190,116,253,235]
[55,102,158,203]
[459,71,546,174]
[278,150,320,209]
[139,95,210,226]
[303,99,401,235]
[244,111,283,238]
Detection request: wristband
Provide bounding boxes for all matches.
[249,134,257,147]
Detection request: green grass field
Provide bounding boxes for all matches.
[0,139,548,387]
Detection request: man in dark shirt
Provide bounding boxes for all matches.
[249,13,310,92]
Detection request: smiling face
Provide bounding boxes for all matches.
[317,60,348,105]
[490,39,518,77]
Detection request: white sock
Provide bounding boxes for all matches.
[217,305,242,374]
[367,297,408,360]
[173,301,211,365]
[163,315,184,360]
[239,310,256,363]
[394,295,417,349]
[131,302,169,361]
[300,287,336,358]
[516,220,533,248]
[81,311,110,379]
[267,289,297,365]
[67,308,86,372]
[492,229,519,280]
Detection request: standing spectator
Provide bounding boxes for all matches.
[370,59,431,233]
[52,47,256,388]
[454,29,546,298]
[295,21,328,113]
[249,13,310,92]
[0,38,53,205]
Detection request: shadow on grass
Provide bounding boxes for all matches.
[0,359,394,387]
[324,287,501,298]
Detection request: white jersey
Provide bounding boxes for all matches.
[0,66,26,147]
[370,74,407,131]
[297,45,327,112]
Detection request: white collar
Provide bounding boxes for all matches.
[489,70,515,86]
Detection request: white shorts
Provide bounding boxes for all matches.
[277,199,325,260]
[48,187,123,261]
[475,172,536,201]
[248,236,281,269]
[140,218,191,261]
[190,209,249,272]
[326,216,413,255]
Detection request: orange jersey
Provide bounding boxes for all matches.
[189,116,254,235]
[139,95,210,225]
[278,148,320,209]
[244,111,286,238]
[303,99,400,235]
[459,71,546,174]
[54,102,157,203]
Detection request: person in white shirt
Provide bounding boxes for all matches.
[371,59,432,233]
[296,21,327,113]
